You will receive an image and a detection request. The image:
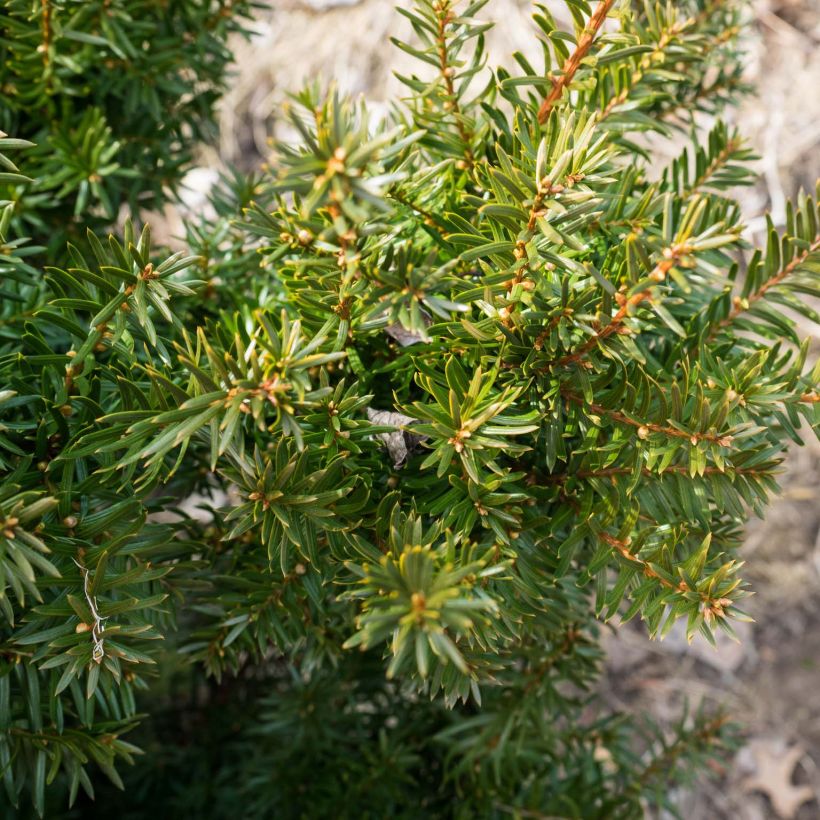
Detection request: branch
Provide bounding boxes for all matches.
[538,244,690,371]
[545,463,773,484]
[506,177,568,301]
[40,0,52,70]
[637,715,729,787]
[599,20,684,122]
[435,1,475,167]
[561,390,732,446]
[599,531,688,593]
[682,134,745,199]
[707,233,820,341]
[537,0,616,125]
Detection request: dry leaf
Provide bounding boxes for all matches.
[741,738,816,819]
[366,408,426,468]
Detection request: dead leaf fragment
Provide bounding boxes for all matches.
[366,408,426,468]
[741,738,816,819]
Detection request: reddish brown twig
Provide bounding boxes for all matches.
[537,0,616,125]
[599,531,687,592]
[561,391,732,446]
[544,463,771,484]
[707,234,820,341]
[539,244,689,371]
[435,1,475,167]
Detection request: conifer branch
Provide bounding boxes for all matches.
[599,531,688,593]
[682,134,745,199]
[636,714,729,787]
[599,19,685,121]
[561,391,732,446]
[708,233,820,340]
[434,0,475,166]
[540,244,690,371]
[0,0,805,813]
[537,0,616,124]
[546,463,772,484]
[39,0,51,68]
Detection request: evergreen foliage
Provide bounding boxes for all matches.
[0,0,254,259]
[1,0,819,817]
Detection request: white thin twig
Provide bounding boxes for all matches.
[74,559,107,664]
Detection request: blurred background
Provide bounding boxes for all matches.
[195,1,820,816]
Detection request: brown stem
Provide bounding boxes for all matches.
[537,0,616,125]
[545,463,771,484]
[390,189,441,228]
[40,0,51,68]
[561,390,731,446]
[435,1,475,167]
[683,136,743,199]
[707,234,820,341]
[505,177,568,299]
[599,530,687,592]
[599,22,682,122]
[637,715,728,787]
[539,244,689,372]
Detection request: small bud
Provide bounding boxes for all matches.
[62,515,78,528]
[59,403,73,417]
[297,229,312,246]
[726,389,738,401]
[690,435,698,446]
[295,563,307,575]
[637,426,649,440]
[75,622,92,634]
